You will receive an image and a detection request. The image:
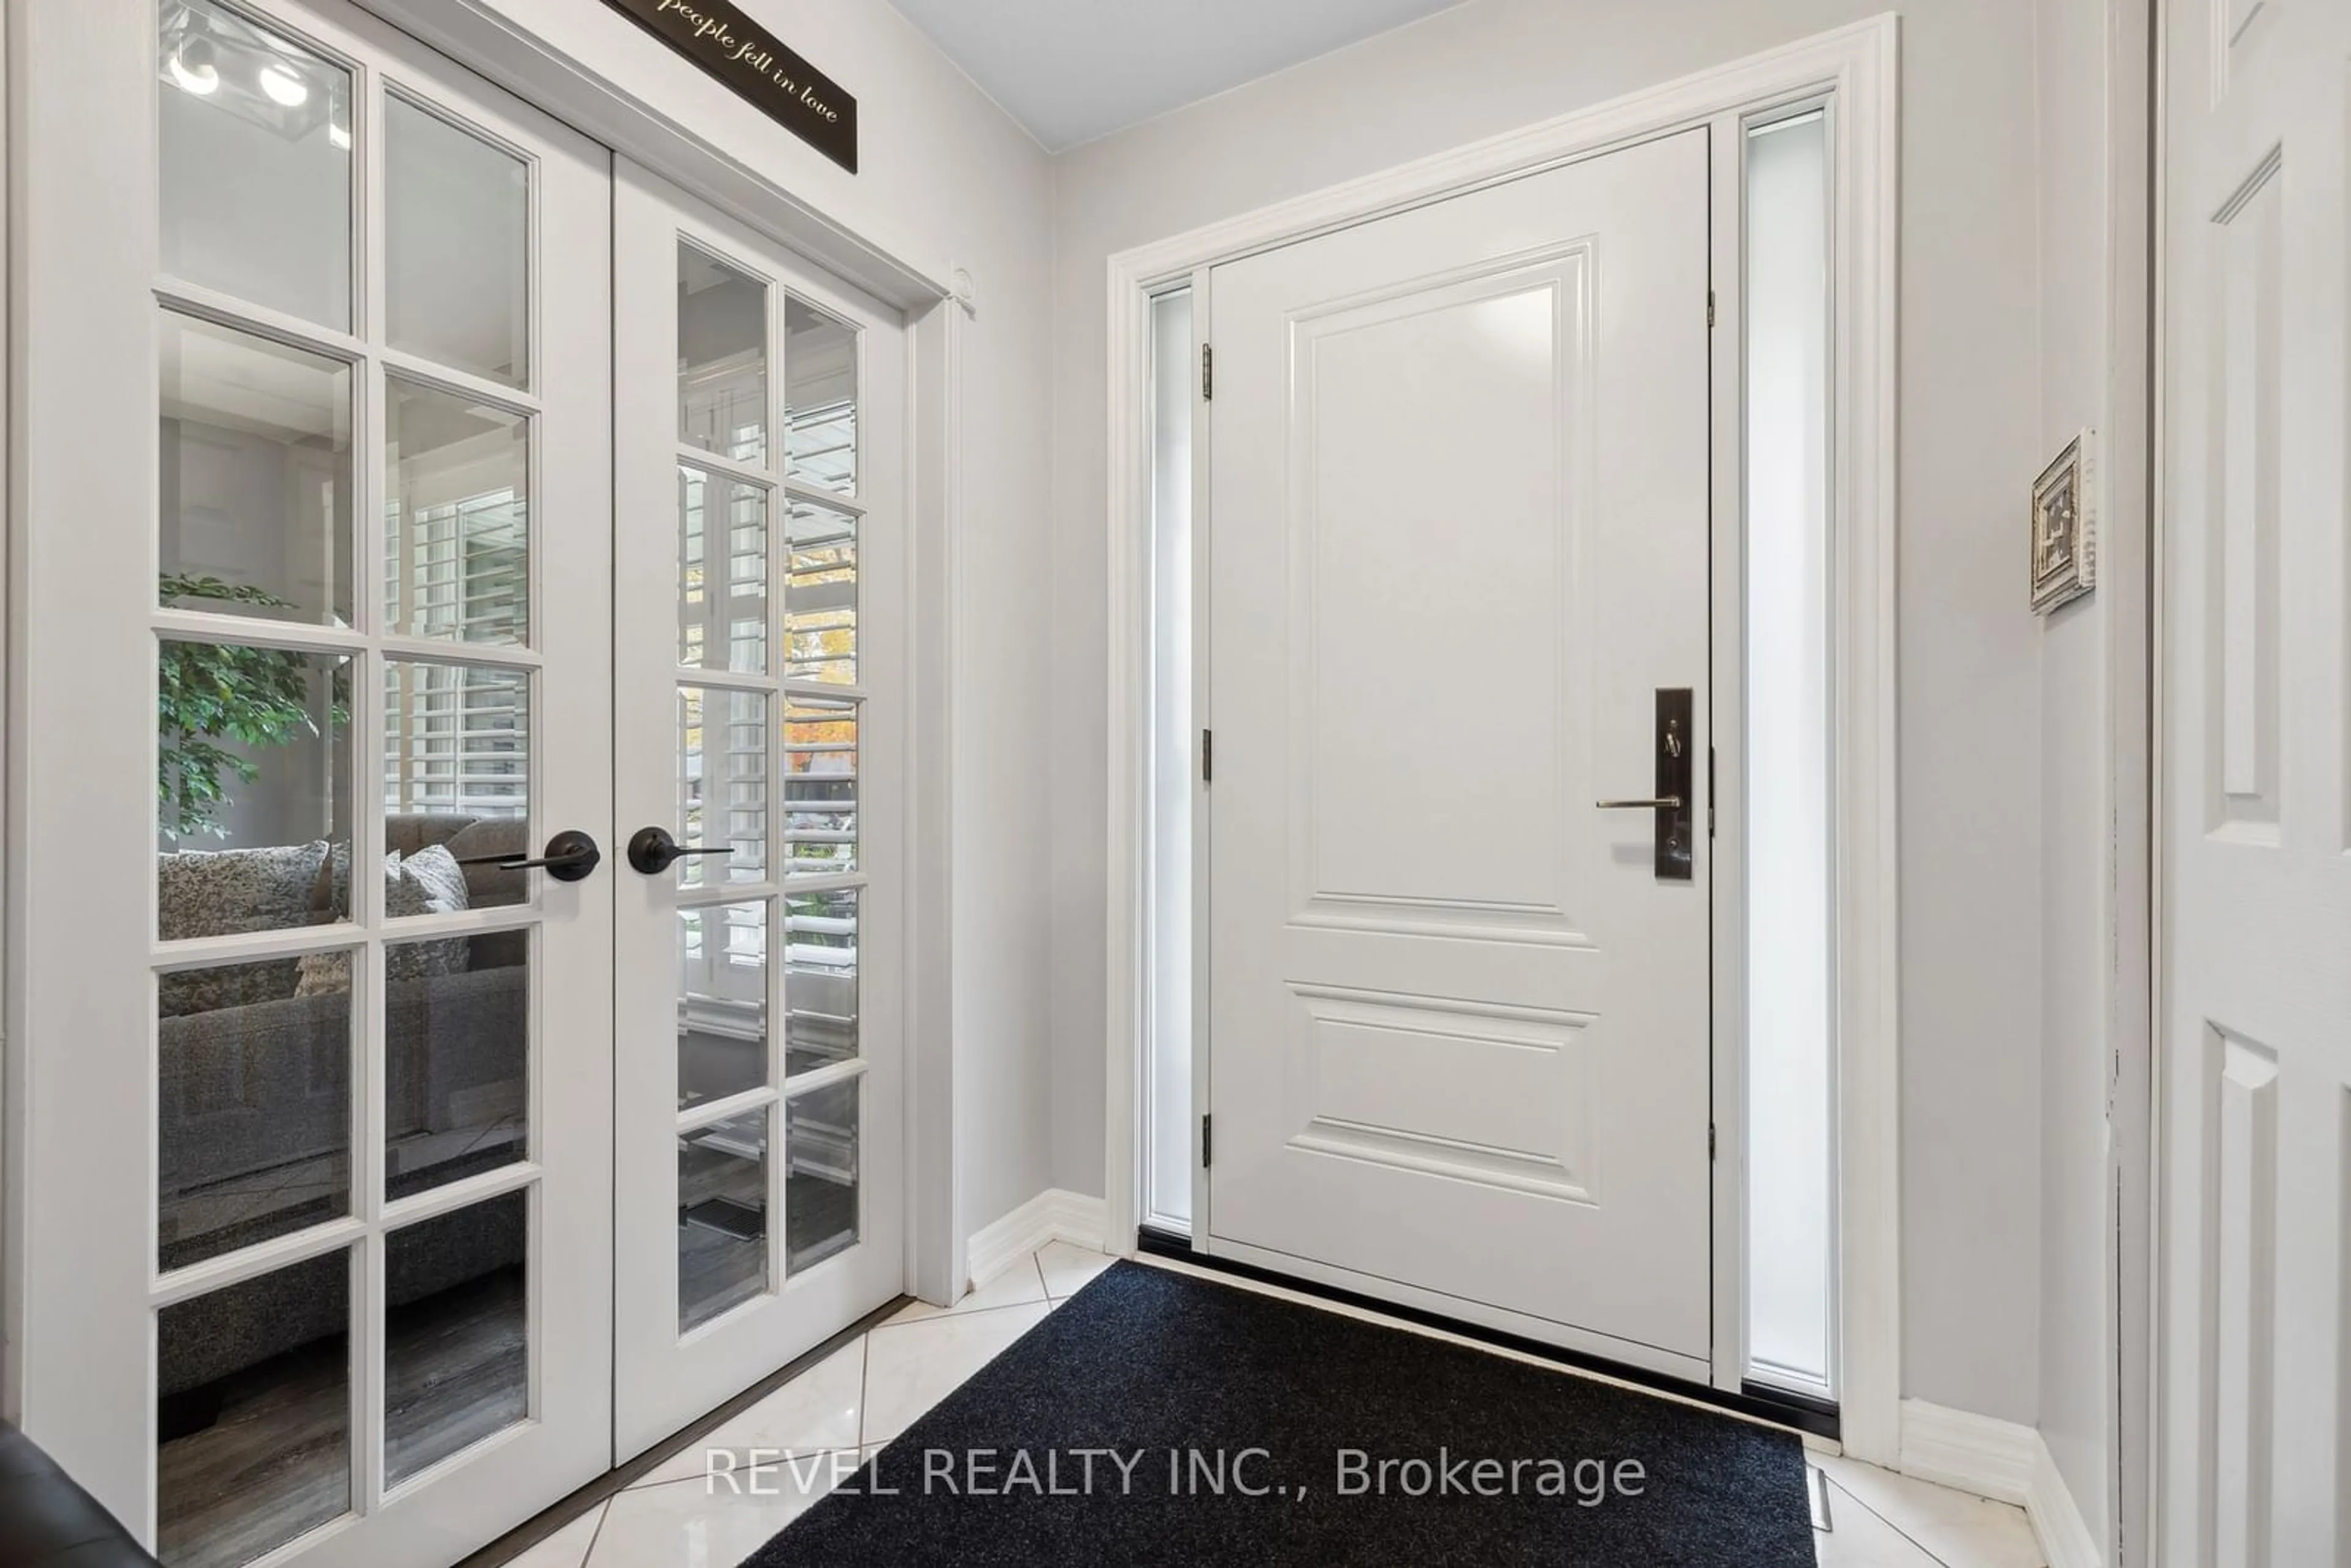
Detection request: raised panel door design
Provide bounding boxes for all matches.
[1209,129,1713,1376]
[2161,0,2351,1559]
[1284,253,1594,945]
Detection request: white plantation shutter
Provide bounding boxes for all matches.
[384,490,530,817]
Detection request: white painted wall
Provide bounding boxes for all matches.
[2033,0,2149,1551]
[1047,0,2050,1424]
[443,0,1059,1248]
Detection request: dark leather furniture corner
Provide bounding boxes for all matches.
[0,1420,158,1567]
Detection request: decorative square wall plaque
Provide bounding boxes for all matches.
[2031,430,2095,614]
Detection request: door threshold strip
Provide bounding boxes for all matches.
[1133,1229,1839,1442]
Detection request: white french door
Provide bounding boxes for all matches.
[1204,129,1715,1378]
[11,1,614,1564]
[2158,0,2351,1561]
[610,160,907,1460]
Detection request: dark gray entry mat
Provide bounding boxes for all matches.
[748,1261,1816,1566]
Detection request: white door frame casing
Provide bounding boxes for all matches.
[1100,15,1902,1461]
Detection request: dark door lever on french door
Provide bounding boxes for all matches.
[458,829,602,883]
[627,825,734,876]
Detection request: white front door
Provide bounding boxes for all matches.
[1205,129,1715,1376]
[610,160,908,1460]
[2158,0,2351,1561]
[12,1,613,1563]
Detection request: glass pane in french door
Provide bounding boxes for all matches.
[657,222,874,1333]
[100,4,615,1562]
[157,1248,353,1568]
[159,0,354,330]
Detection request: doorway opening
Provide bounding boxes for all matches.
[1125,53,1879,1425]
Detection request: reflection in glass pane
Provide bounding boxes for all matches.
[386,380,528,646]
[384,661,530,821]
[786,501,857,685]
[159,955,353,1271]
[678,687,768,887]
[679,903,769,1110]
[386,96,528,388]
[784,296,856,493]
[159,0,353,329]
[158,643,353,937]
[680,1109,770,1333]
[784,697,858,876]
[384,932,528,1201]
[786,1078,859,1274]
[159,312,354,629]
[157,1247,351,1568]
[680,242,770,465]
[385,1190,528,1488]
[786,888,858,1076]
[679,465,768,672]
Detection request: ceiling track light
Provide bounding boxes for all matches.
[168,34,219,96]
[258,61,309,108]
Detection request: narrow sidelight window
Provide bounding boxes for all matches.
[1144,286,1196,1231]
[1744,108,1836,1398]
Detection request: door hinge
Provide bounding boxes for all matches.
[1201,342,1213,400]
[1709,1122,1717,1160]
[1708,745,1717,838]
[1707,290,1715,328]
[1202,1114,1213,1169]
[1202,728,1212,784]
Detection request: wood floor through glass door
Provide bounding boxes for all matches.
[10,3,615,1564]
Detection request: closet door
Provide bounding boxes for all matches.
[610,160,907,1459]
[10,4,613,1563]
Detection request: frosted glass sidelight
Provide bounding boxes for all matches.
[1144,287,1196,1231]
[1744,110,1835,1398]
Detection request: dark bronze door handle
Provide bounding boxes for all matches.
[628,825,735,876]
[457,828,602,883]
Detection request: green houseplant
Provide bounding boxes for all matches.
[157,573,348,841]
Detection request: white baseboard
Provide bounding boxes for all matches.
[963,1188,1109,1289]
[1899,1398,2037,1504]
[1899,1400,2104,1568]
[2025,1440,2102,1568]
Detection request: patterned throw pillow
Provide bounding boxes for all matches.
[294,846,474,995]
[157,840,333,1016]
[159,839,334,942]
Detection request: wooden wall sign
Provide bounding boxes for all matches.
[604,0,858,173]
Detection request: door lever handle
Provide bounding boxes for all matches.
[1606,686,1695,881]
[458,828,602,883]
[627,825,735,876]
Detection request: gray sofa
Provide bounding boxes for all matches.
[157,814,530,1402]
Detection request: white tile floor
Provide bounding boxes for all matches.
[506,1242,2041,1568]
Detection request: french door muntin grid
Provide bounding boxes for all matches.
[669,230,869,1337]
[144,0,554,1525]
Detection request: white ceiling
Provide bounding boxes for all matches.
[889,0,1467,151]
